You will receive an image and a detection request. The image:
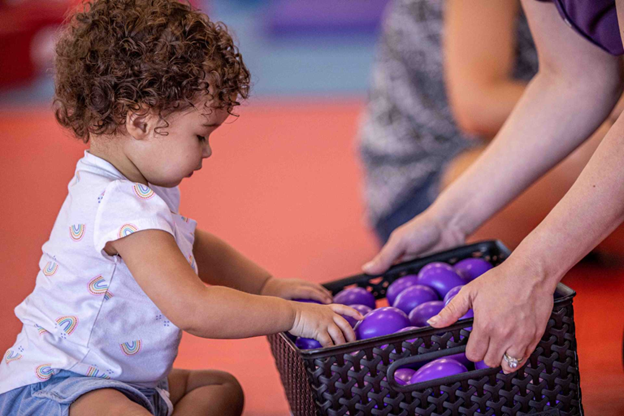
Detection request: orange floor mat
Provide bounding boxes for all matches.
[1,101,623,415]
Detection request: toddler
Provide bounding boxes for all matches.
[0,1,361,415]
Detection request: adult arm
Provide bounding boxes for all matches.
[445,0,527,138]
[364,0,623,274]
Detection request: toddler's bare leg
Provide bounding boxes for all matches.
[69,388,152,416]
[168,368,244,416]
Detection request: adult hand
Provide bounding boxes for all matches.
[363,210,466,274]
[260,277,333,304]
[428,258,554,373]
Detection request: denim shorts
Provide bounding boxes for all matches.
[0,370,173,416]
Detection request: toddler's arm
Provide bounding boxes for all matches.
[106,229,361,343]
[192,229,332,302]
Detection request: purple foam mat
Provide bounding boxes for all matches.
[265,0,390,36]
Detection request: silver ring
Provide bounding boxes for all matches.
[503,352,523,369]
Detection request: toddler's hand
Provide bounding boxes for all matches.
[261,277,333,304]
[288,303,363,347]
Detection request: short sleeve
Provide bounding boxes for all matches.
[93,181,175,257]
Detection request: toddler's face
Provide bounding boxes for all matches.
[129,101,230,188]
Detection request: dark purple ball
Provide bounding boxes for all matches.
[408,300,445,327]
[394,368,416,386]
[409,358,467,384]
[454,258,492,282]
[295,337,322,350]
[443,285,463,306]
[446,353,471,368]
[334,287,376,309]
[355,307,410,340]
[341,304,373,327]
[386,274,419,306]
[393,284,439,315]
[417,262,465,298]
[475,360,491,370]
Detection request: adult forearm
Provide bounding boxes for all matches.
[511,114,624,289]
[433,70,621,238]
[183,285,295,338]
[193,229,271,294]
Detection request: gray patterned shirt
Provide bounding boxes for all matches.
[358,0,538,225]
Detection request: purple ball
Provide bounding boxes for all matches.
[443,285,463,306]
[393,284,439,315]
[355,307,410,340]
[334,287,376,310]
[394,368,416,386]
[417,262,465,298]
[475,360,491,370]
[386,274,419,306]
[295,337,322,350]
[408,300,445,327]
[409,358,467,384]
[454,258,492,282]
[341,304,373,327]
[446,353,471,368]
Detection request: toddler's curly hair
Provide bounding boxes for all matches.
[54,0,250,142]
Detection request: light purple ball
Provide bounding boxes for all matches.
[355,307,410,340]
[341,304,373,327]
[393,284,439,315]
[334,287,376,310]
[475,360,491,370]
[409,358,467,384]
[386,274,419,306]
[394,368,416,386]
[443,285,463,306]
[295,337,322,350]
[417,262,465,298]
[408,300,445,327]
[454,258,492,282]
[395,325,421,343]
[446,353,471,368]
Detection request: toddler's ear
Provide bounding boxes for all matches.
[126,109,153,140]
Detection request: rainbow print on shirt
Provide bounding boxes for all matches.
[56,316,78,336]
[88,276,108,295]
[34,324,48,336]
[86,366,110,379]
[118,224,138,238]
[133,184,154,199]
[69,224,85,241]
[120,340,141,356]
[4,349,22,364]
[43,261,58,277]
[104,291,114,301]
[35,364,53,380]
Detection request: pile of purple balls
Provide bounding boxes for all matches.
[293,257,495,385]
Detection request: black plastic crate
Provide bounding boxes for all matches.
[268,240,583,415]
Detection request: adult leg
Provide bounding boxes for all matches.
[69,388,152,416]
[168,368,244,416]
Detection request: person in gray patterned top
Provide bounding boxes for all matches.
[358,0,612,247]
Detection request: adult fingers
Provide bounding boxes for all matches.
[428,287,472,328]
[500,343,529,374]
[362,231,407,274]
[465,326,490,364]
[327,324,347,346]
[333,315,357,343]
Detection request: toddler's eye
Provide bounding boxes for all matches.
[197,135,206,142]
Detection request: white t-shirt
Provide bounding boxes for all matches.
[0,151,198,394]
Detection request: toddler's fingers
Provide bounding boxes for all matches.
[328,324,347,346]
[333,315,357,343]
[330,304,364,320]
[317,331,334,348]
[296,287,331,304]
